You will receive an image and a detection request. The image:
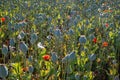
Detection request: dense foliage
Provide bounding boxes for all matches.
[0,0,120,80]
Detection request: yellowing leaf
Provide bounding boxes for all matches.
[110,69,117,75]
[58,14,61,19]
[81,51,85,57]
[0,33,4,38]
[11,63,22,75]
[32,24,36,30]
[5,11,8,15]
[109,32,114,38]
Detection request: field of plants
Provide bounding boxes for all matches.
[0,0,120,80]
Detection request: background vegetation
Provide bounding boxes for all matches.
[0,0,120,80]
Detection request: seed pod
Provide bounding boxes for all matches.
[30,33,38,44]
[68,29,74,35]
[28,65,34,73]
[89,54,96,61]
[75,74,80,80]
[69,51,76,61]
[0,64,8,78]
[54,29,61,36]
[19,41,28,54]
[2,45,8,56]
[9,38,15,46]
[51,52,58,63]
[18,31,25,39]
[79,35,87,44]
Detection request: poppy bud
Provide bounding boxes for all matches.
[79,35,87,44]
[2,45,8,56]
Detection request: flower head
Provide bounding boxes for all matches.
[102,41,108,47]
[92,38,97,43]
[1,17,5,22]
[42,55,50,61]
[105,23,109,27]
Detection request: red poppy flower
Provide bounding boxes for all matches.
[105,23,109,27]
[92,38,97,43]
[102,42,108,47]
[42,55,50,61]
[1,17,6,22]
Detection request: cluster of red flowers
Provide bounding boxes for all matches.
[92,38,108,47]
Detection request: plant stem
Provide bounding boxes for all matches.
[4,55,6,64]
